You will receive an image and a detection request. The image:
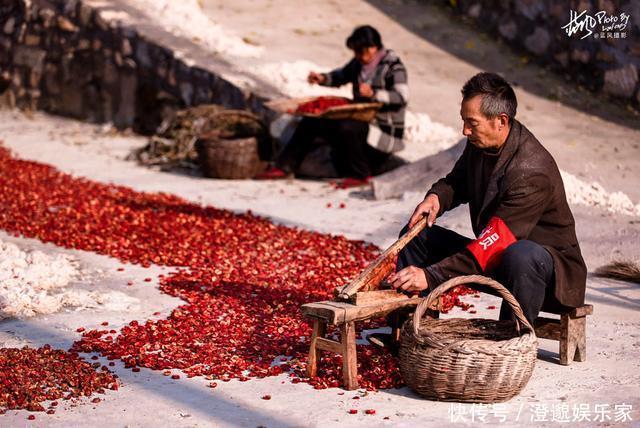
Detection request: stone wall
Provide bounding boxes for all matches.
[0,0,268,133]
[451,0,640,105]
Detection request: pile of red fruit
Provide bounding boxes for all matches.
[294,96,350,115]
[0,345,118,413]
[0,146,473,397]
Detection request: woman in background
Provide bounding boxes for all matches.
[258,25,408,183]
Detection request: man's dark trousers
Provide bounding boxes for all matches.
[396,224,555,324]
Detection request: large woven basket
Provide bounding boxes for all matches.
[195,110,268,179]
[399,275,538,403]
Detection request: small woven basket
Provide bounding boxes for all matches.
[399,275,538,403]
[195,110,268,179]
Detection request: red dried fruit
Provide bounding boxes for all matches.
[348,409,358,414]
[76,327,85,333]
[47,409,55,414]
[171,375,180,380]
[339,202,346,209]
[91,398,101,403]
[28,415,35,420]
[132,367,140,372]
[117,267,125,271]
[144,278,152,282]
[365,409,376,415]
[487,305,497,310]
[326,203,332,208]
[261,395,271,400]
[209,382,217,388]
[0,148,475,395]
[127,281,133,286]
[101,322,109,326]
[295,97,349,115]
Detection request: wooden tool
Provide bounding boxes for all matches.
[335,215,428,301]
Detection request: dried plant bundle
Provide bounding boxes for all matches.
[595,260,640,283]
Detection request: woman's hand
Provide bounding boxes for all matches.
[408,193,440,228]
[359,83,374,98]
[307,72,326,85]
[388,266,429,293]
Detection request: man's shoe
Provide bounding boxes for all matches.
[366,332,399,356]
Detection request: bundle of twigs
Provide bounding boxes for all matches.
[129,105,266,171]
[594,260,640,283]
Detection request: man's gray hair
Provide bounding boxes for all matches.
[462,72,517,122]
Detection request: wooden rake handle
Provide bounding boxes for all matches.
[336,216,429,301]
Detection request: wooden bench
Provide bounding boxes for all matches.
[301,293,431,390]
[534,304,593,365]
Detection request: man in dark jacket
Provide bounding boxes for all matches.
[260,25,408,181]
[388,72,587,324]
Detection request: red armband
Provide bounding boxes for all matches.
[466,216,517,271]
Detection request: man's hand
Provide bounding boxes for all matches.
[408,193,440,228]
[307,72,326,85]
[388,266,429,294]
[359,83,374,98]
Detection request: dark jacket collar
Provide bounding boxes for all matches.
[478,119,523,223]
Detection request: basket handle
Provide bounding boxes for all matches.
[412,275,534,336]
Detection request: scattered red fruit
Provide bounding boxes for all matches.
[171,375,180,380]
[27,415,35,420]
[101,322,109,326]
[339,202,346,209]
[487,305,497,310]
[117,267,125,271]
[209,382,217,388]
[126,281,133,286]
[261,395,271,400]
[47,409,55,414]
[132,367,140,372]
[365,409,376,415]
[348,409,358,414]
[326,203,332,208]
[144,278,152,282]
[295,96,349,115]
[0,148,474,395]
[91,398,101,403]
[0,346,116,413]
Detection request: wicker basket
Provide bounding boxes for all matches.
[399,275,538,403]
[195,110,268,179]
[196,135,267,179]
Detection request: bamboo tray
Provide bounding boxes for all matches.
[266,96,383,122]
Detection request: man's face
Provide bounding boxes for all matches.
[460,95,507,149]
[354,46,379,64]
